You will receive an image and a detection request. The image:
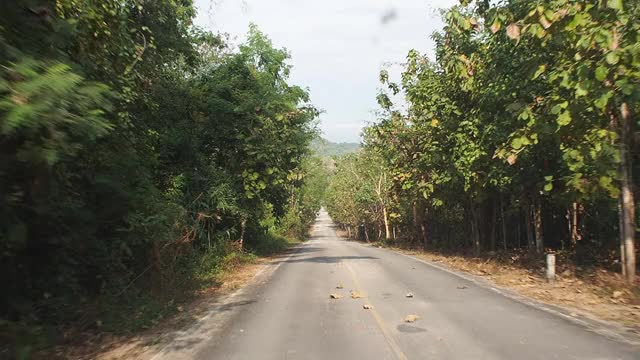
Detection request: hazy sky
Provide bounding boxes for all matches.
[194,0,458,143]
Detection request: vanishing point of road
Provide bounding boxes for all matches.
[154,210,639,360]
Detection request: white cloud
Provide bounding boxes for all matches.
[194,0,458,142]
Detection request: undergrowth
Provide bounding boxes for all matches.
[1,232,299,359]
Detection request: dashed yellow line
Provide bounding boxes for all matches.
[342,261,408,360]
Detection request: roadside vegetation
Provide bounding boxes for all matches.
[325,0,639,315]
[0,1,326,357]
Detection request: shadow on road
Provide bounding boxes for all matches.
[283,255,378,264]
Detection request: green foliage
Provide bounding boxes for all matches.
[325,149,395,241]
[0,57,113,165]
[0,1,322,354]
[327,0,640,264]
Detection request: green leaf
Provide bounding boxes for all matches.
[533,65,546,79]
[544,183,553,192]
[594,91,613,110]
[511,137,525,150]
[607,0,623,10]
[595,66,608,81]
[557,111,572,126]
[606,51,620,65]
[599,176,613,188]
[575,82,589,97]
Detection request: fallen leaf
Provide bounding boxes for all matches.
[330,293,343,299]
[612,290,623,299]
[177,306,184,312]
[336,284,344,289]
[363,304,373,309]
[405,292,414,298]
[457,285,468,290]
[405,314,420,323]
[351,291,363,299]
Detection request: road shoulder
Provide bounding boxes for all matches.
[48,248,300,360]
[355,242,640,346]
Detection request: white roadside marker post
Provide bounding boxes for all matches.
[546,253,556,283]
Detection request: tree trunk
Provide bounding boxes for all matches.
[533,199,543,254]
[421,207,428,249]
[347,225,352,239]
[238,218,247,250]
[618,197,626,278]
[571,202,579,246]
[516,208,521,249]
[525,203,534,251]
[150,240,162,288]
[567,202,582,248]
[490,200,497,251]
[364,224,370,243]
[501,197,507,251]
[619,102,636,283]
[412,201,423,245]
[383,206,391,240]
[470,203,481,255]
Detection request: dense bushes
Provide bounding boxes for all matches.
[0,0,322,352]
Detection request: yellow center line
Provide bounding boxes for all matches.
[342,261,408,360]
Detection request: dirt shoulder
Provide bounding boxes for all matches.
[388,246,640,333]
[36,251,293,360]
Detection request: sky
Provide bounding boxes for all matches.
[193,0,458,143]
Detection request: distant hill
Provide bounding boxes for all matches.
[311,137,360,157]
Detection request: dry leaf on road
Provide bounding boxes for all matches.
[336,284,344,289]
[457,285,468,290]
[404,314,420,323]
[350,291,363,299]
[405,292,414,298]
[363,304,373,309]
[330,293,343,299]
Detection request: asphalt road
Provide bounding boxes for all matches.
[155,210,639,360]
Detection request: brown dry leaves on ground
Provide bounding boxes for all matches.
[408,250,640,330]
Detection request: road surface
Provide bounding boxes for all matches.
[155,210,639,360]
